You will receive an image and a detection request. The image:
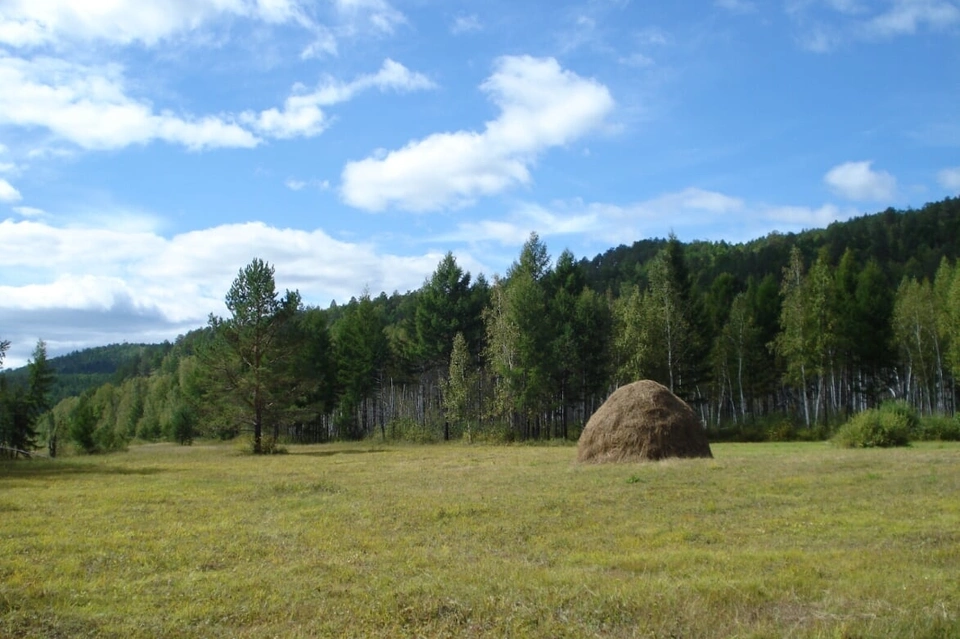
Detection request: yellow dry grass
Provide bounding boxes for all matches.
[1,440,958,638]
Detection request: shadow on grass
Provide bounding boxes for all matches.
[0,461,164,480]
[293,448,393,458]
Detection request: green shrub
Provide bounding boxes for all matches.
[881,400,920,434]
[832,403,914,448]
[471,422,518,444]
[765,421,795,442]
[386,417,440,443]
[914,415,960,441]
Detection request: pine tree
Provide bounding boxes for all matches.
[205,258,302,453]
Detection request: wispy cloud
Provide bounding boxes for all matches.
[285,178,330,191]
[13,206,47,218]
[451,14,483,34]
[438,189,857,248]
[334,0,406,35]
[715,0,758,14]
[789,0,960,51]
[863,0,960,37]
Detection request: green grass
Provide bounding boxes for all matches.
[2,441,959,638]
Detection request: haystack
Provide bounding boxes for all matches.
[577,380,712,463]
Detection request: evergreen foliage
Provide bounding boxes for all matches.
[30,196,960,448]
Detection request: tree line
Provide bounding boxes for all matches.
[13,196,960,453]
[0,340,55,457]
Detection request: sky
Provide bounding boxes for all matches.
[1,0,959,368]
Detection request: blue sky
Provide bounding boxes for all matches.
[1,0,959,367]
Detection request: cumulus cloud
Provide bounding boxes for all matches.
[0,0,311,48]
[0,55,258,151]
[241,59,434,138]
[0,178,22,202]
[0,55,431,150]
[937,167,960,191]
[0,217,453,366]
[824,160,897,201]
[341,56,615,212]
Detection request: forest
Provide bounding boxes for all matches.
[2,196,960,455]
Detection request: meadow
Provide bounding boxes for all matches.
[1,441,958,638]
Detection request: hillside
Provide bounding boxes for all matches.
[10,196,960,448]
[1,343,172,406]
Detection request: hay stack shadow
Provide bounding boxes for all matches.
[578,380,712,463]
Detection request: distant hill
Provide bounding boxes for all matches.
[6,196,959,413]
[580,198,960,294]
[1,342,173,405]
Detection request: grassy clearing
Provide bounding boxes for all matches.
[1,441,959,638]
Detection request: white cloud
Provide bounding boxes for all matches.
[341,56,615,212]
[824,160,897,201]
[0,55,429,150]
[451,15,483,34]
[0,178,22,202]
[0,217,454,365]
[0,0,311,48]
[242,58,434,139]
[0,55,259,151]
[938,167,960,190]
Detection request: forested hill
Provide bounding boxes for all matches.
[2,343,172,406]
[12,197,960,396]
[582,197,960,293]
[14,195,960,451]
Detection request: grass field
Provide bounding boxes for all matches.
[1,441,959,638]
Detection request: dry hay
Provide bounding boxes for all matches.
[577,380,713,463]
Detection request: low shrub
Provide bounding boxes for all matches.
[386,417,441,443]
[914,415,960,441]
[832,402,914,448]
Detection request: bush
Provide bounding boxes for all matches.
[832,402,914,448]
[386,417,440,443]
[882,400,920,434]
[914,415,960,441]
